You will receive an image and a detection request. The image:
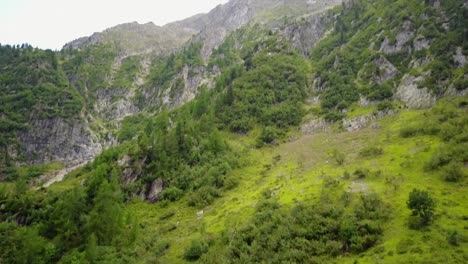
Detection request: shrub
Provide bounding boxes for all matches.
[377,101,394,111]
[396,239,413,254]
[425,146,453,171]
[184,239,209,261]
[354,168,370,179]
[447,230,462,246]
[400,126,421,138]
[257,126,280,146]
[159,209,176,221]
[442,161,464,182]
[407,189,436,224]
[359,146,384,158]
[332,149,346,165]
[161,187,184,202]
[187,187,220,208]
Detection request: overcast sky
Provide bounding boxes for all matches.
[0,0,229,50]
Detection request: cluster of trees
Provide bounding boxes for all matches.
[0,45,83,169]
[131,103,239,207]
[146,42,204,90]
[196,187,390,263]
[0,153,138,262]
[215,35,309,145]
[61,44,117,106]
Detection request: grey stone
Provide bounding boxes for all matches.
[395,74,436,108]
[147,178,165,203]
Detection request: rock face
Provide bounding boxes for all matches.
[10,0,351,183]
[380,21,414,54]
[283,13,333,57]
[147,178,165,203]
[413,36,431,51]
[64,22,191,56]
[395,74,436,108]
[301,118,330,135]
[342,110,395,132]
[374,56,398,83]
[94,87,140,121]
[17,118,102,166]
[454,47,467,68]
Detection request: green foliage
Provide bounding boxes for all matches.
[332,149,346,165]
[2,162,63,182]
[359,146,384,158]
[0,45,84,166]
[218,35,308,143]
[0,153,135,262]
[161,187,184,202]
[221,190,389,263]
[407,189,436,225]
[184,238,209,261]
[0,223,56,264]
[311,0,467,112]
[399,98,468,179]
[441,161,465,182]
[117,114,151,142]
[61,44,117,96]
[112,56,141,88]
[146,42,204,90]
[447,230,463,246]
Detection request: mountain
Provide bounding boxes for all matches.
[0,0,467,263]
[0,0,346,168]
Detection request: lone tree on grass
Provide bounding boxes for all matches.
[407,189,435,225]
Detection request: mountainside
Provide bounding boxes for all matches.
[0,0,467,263]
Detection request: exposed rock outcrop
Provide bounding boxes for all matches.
[147,178,165,203]
[342,110,395,132]
[454,47,467,68]
[94,87,140,121]
[301,118,330,135]
[283,13,333,57]
[380,21,414,54]
[374,56,398,83]
[17,118,102,166]
[395,74,436,108]
[413,35,431,51]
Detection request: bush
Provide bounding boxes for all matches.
[257,126,280,146]
[425,145,453,171]
[187,187,220,208]
[442,161,464,182]
[377,101,394,111]
[332,149,346,165]
[396,239,414,254]
[400,126,421,138]
[359,146,384,158]
[161,187,184,202]
[159,209,176,221]
[447,230,462,246]
[184,239,209,261]
[354,168,370,179]
[407,189,436,225]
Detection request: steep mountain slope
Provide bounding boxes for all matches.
[0,0,346,171]
[0,0,467,263]
[0,45,103,172]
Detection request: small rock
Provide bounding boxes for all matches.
[147,178,164,203]
[370,123,381,129]
[196,210,204,217]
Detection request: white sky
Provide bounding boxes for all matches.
[0,0,229,50]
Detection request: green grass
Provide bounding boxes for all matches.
[43,107,468,263]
